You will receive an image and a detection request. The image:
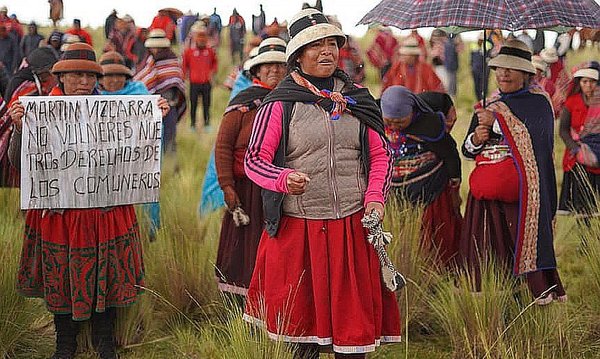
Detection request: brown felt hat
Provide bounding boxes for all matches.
[99,51,132,77]
[51,43,103,75]
[488,39,536,74]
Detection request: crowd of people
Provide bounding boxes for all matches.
[0,2,599,359]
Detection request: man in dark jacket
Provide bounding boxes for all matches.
[20,22,44,57]
[0,24,21,75]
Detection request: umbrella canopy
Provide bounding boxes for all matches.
[359,0,600,32]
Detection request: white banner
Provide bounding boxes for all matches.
[20,95,162,209]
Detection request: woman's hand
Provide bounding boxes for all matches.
[472,125,490,146]
[475,108,495,128]
[365,201,384,221]
[158,97,170,117]
[222,186,241,210]
[286,171,310,195]
[9,101,25,131]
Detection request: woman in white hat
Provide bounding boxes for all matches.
[558,63,600,219]
[134,29,186,154]
[540,47,570,112]
[243,8,401,358]
[460,39,566,305]
[531,55,555,99]
[213,37,287,300]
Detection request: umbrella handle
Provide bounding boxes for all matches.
[482,29,487,108]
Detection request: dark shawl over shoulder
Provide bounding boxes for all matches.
[262,69,386,138]
[259,69,388,236]
[486,88,558,275]
[224,85,271,114]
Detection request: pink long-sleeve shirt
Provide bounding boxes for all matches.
[244,100,392,207]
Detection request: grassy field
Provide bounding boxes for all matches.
[1,26,600,358]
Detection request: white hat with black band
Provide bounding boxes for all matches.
[285,8,346,62]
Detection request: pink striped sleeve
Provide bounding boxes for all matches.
[364,127,393,206]
[244,101,294,193]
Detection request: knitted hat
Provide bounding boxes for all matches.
[249,37,287,73]
[573,68,599,81]
[540,47,559,64]
[99,51,132,77]
[144,29,171,48]
[399,37,421,56]
[285,8,346,61]
[26,47,59,74]
[51,43,103,75]
[488,39,536,74]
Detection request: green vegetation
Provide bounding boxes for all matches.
[1,26,599,358]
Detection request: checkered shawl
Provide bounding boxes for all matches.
[134,51,186,97]
[359,0,600,31]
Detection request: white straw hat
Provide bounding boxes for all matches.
[488,39,536,74]
[540,47,559,64]
[285,8,346,61]
[573,68,599,81]
[144,29,171,48]
[243,47,260,71]
[531,55,547,72]
[249,37,287,73]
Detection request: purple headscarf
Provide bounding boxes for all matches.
[380,85,433,118]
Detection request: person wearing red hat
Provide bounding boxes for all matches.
[7,43,168,359]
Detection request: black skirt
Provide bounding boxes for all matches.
[215,177,264,295]
[558,165,600,216]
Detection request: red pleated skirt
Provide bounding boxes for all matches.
[422,185,463,266]
[17,206,145,321]
[243,211,402,354]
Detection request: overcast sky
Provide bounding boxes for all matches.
[5,0,378,36]
[5,0,600,42]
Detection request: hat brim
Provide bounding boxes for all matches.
[488,54,536,74]
[51,59,103,75]
[250,51,286,71]
[144,38,171,48]
[101,63,133,77]
[286,23,346,61]
[573,68,599,81]
[540,54,558,64]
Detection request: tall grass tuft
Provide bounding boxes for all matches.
[384,195,441,333]
[170,297,295,359]
[0,189,46,358]
[428,257,515,358]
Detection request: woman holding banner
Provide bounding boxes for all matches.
[7,43,169,359]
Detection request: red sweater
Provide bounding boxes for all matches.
[182,46,218,84]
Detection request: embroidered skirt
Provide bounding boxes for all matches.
[243,211,402,354]
[458,193,565,299]
[215,177,264,295]
[17,206,145,321]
